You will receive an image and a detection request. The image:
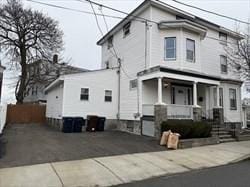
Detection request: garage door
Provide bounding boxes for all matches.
[142,118,155,137]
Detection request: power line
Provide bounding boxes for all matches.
[26,0,125,20]
[171,0,250,25]
[88,0,104,36]
[27,0,243,47]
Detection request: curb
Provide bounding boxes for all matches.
[230,154,250,163]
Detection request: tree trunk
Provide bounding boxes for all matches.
[16,47,27,104]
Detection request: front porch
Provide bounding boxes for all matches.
[138,67,224,138]
[141,77,221,120]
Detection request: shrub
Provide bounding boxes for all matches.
[161,120,212,139]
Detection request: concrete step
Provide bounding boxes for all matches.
[211,130,230,134]
[219,134,233,139]
[220,138,236,143]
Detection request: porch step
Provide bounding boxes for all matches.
[218,134,233,139]
[211,131,231,136]
[220,138,236,143]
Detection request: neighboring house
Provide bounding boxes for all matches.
[23,55,88,103]
[45,0,244,136]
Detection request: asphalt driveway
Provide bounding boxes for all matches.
[0,123,164,168]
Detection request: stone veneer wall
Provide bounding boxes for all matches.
[116,120,141,135]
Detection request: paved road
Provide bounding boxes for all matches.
[0,123,164,168]
[117,160,250,187]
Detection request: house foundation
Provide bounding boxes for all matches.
[154,104,168,139]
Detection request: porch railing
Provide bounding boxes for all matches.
[142,104,154,116]
[142,104,193,119]
[167,104,193,120]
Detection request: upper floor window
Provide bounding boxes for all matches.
[107,36,113,49]
[229,88,237,110]
[186,39,195,62]
[80,88,89,101]
[129,79,138,90]
[164,37,176,60]
[219,32,227,45]
[220,55,228,74]
[123,22,131,37]
[105,90,112,102]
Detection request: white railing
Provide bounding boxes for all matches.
[0,105,7,134]
[167,104,193,119]
[142,104,154,116]
[142,104,193,120]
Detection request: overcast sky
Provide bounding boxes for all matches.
[1,0,250,103]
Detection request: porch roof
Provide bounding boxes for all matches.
[138,66,242,85]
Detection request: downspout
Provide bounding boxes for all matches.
[117,58,121,120]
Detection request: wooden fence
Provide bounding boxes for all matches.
[6,104,46,124]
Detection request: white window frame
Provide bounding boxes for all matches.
[164,37,176,61]
[104,90,112,102]
[129,79,138,90]
[186,38,195,62]
[219,32,227,45]
[80,88,89,101]
[123,22,131,37]
[229,88,237,110]
[107,36,113,49]
[220,55,228,74]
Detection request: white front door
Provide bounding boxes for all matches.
[172,86,192,105]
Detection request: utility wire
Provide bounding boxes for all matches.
[26,0,126,20]
[171,0,250,25]
[99,5,109,33]
[27,0,244,47]
[89,0,104,36]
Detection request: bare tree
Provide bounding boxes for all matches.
[0,0,63,103]
[226,30,248,80]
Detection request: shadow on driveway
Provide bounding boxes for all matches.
[0,124,164,168]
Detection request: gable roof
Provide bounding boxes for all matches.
[97,0,244,45]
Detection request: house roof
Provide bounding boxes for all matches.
[97,0,244,45]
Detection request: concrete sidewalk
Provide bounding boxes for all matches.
[1,141,250,187]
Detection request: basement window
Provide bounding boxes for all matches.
[123,22,131,37]
[105,90,112,102]
[80,88,89,101]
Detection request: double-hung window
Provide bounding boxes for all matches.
[165,37,176,60]
[229,88,237,110]
[80,88,89,101]
[219,32,227,45]
[186,39,195,62]
[105,90,112,102]
[220,55,228,74]
[123,22,131,37]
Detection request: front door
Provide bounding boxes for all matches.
[172,86,192,105]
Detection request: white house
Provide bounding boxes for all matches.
[45,0,244,136]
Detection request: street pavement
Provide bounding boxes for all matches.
[117,159,250,187]
[0,141,249,187]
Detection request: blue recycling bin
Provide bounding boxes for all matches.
[62,117,74,133]
[73,117,85,132]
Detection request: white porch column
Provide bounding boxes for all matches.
[216,86,220,108]
[193,81,198,107]
[156,77,165,105]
